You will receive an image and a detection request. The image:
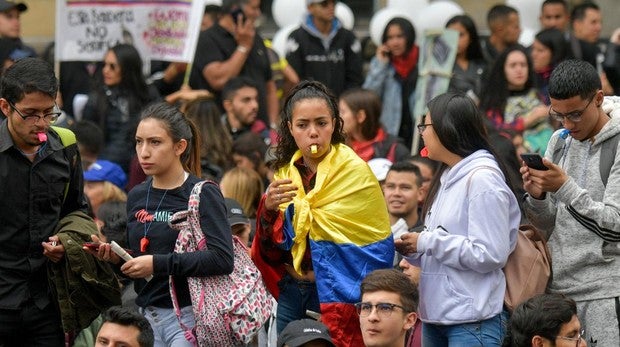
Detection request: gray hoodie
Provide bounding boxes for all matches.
[524,97,620,301]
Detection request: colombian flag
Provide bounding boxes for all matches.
[253,144,394,346]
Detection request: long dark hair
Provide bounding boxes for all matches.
[480,45,535,115]
[382,17,416,53]
[273,80,345,169]
[534,28,569,68]
[422,93,517,218]
[140,102,202,177]
[446,15,484,61]
[339,88,382,141]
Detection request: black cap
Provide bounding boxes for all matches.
[225,198,250,226]
[0,1,27,12]
[277,319,335,347]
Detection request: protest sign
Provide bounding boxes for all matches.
[55,0,204,63]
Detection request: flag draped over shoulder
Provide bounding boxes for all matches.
[275,144,394,304]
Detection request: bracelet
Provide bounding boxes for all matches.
[236,45,249,54]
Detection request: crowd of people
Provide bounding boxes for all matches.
[0,0,619,346]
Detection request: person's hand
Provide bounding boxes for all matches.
[610,27,620,45]
[394,232,419,256]
[165,88,212,105]
[265,179,298,211]
[525,105,549,128]
[42,236,64,263]
[234,16,255,50]
[121,256,154,279]
[83,234,121,264]
[520,158,568,197]
[375,44,391,63]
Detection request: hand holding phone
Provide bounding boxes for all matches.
[520,153,549,171]
[83,242,101,251]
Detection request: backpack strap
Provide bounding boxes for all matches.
[600,133,619,187]
[50,126,78,204]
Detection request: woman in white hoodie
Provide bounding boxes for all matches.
[396,93,521,346]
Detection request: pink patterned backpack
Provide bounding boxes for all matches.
[169,181,274,346]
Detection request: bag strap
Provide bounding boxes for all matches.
[600,133,619,187]
[551,132,618,187]
[50,126,78,205]
[169,180,212,346]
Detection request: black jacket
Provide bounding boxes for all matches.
[0,122,88,310]
[286,16,363,96]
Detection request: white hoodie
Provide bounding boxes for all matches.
[406,150,521,324]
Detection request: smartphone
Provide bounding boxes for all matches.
[230,7,246,24]
[83,242,101,251]
[520,153,549,171]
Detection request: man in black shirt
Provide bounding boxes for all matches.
[189,0,278,127]
[0,58,87,345]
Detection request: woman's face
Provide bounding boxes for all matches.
[530,39,553,72]
[419,113,443,162]
[384,24,407,58]
[135,118,185,177]
[505,50,529,90]
[447,22,470,56]
[102,50,122,86]
[288,98,335,165]
[338,99,360,140]
[84,181,105,214]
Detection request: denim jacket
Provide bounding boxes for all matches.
[363,57,417,136]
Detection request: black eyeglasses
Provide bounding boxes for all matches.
[417,123,433,133]
[354,302,407,318]
[549,95,595,123]
[8,101,61,124]
[554,328,585,347]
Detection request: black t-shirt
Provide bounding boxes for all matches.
[126,175,233,308]
[189,24,272,124]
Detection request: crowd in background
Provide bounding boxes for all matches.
[1,0,619,346]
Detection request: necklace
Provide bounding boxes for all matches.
[142,184,168,253]
[141,171,189,252]
[16,142,47,157]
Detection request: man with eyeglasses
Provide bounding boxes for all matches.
[521,59,620,346]
[0,57,88,345]
[503,293,586,347]
[358,269,420,347]
[284,0,363,97]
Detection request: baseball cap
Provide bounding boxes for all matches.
[306,0,327,5]
[368,158,393,182]
[0,1,27,12]
[83,160,127,190]
[225,198,250,226]
[278,319,335,347]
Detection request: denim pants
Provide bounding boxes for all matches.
[276,273,320,334]
[422,311,508,347]
[140,305,195,347]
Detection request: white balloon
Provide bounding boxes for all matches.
[271,24,299,58]
[519,27,536,47]
[369,8,405,46]
[336,2,355,30]
[387,0,429,23]
[272,0,305,28]
[414,1,464,34]
[506,0,543,34]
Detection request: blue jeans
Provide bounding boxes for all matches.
[276,273,320,334]
[422,311,508,347]
[140,305,195,347]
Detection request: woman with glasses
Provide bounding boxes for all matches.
[83,44,160,173]
[396,93,521,346]
[480,45,553,155]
